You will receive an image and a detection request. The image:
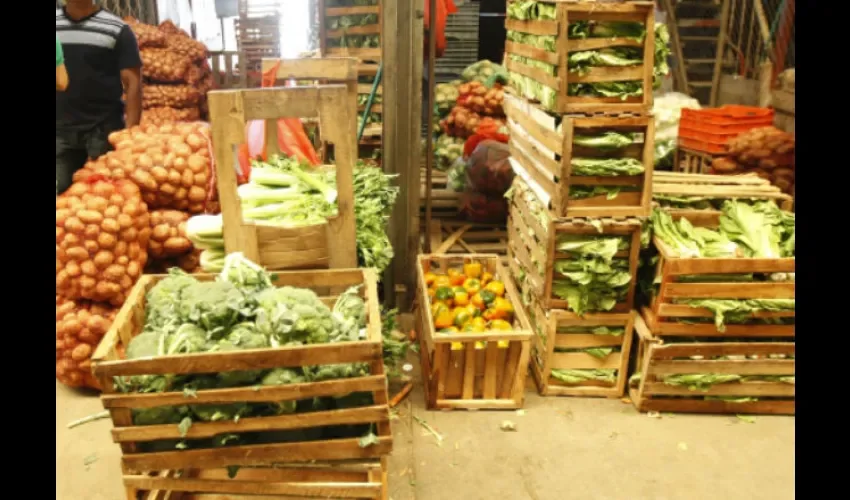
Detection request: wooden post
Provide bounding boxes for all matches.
[710,0,732,107]
[758,60,774,108]
[382,0,424,309]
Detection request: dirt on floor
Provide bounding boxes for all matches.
[56,371,794,500]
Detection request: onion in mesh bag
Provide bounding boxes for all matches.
[148,209,192,258]
[56,297,117,390]
[56,177,151,305]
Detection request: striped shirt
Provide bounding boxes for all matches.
[56,8,141,131]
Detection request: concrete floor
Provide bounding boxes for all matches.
[57,372,794,500]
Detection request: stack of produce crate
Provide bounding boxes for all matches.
[503,0,658,398]
[321,0,383,151]
[629,173,796,415]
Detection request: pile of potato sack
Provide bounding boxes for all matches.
[710,126,795,196]
[126,18,214,125]
[57,121,220,389]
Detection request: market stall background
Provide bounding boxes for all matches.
[56,1,795,498]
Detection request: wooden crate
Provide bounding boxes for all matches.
[673,147,713,174]
[425,220,508,260]
[523,288,635,398]
[507,179,642,311]
[653,171,794,214]
[90,269,393,498]
[504,0,655,114]
[504,93,654,218]
[135,459,387,500]
[209,50,245,89]
[629,314,795,415]
[320,0,383,63]
[645,215,795,339]
[419,169,462,220]
[415,254,533,410]
[209,58,359,270]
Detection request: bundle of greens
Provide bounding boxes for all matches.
[327,14,378,31]
[571,158,645,176]
[186,155,399,274]
[553,326,624,378]
[505,0,671,107]
[327,34,380,49]
[651,201,795,259]
[677,298,796,332]
[117,253,380,464]
[381,308,411,379]
[647,203,796,330]
[564,131,644,200]
[551,234,632,315]
[551,369,616,385]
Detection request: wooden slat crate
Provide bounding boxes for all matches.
[504,93,654,218]
[209,51,245,89]
[653,171,794,214]
[521,287,635,398]
[504,0,655,114]
[425,220,508,261]
[320,1,383,63]
[507,179,642,311]
[135,459,387,500]
[673,147,714,174]
[90,269,393,499]
[209,58,359,270]
[629,314,795,415]
[419,169,462,220]
[645,213,795,339]
[415,254,533,410]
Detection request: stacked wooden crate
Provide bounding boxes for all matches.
[320,0,383,150]
[504,0,656,398]
[629,174,796,415]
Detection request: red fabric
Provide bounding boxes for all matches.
[424,0,458,59]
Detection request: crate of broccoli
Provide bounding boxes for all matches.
[504,0,663,114]
[91,253,392,497]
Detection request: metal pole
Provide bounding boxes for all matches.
[423,0,437,253]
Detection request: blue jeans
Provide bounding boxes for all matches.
[56,119,124,194]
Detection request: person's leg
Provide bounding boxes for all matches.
[85,118,123,161]
[56,132,88,195]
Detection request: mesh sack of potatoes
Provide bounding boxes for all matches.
[141,106,202,126]
[159,19,189,37]
[141,48,193,83]
[109,123,213,213]
[148,209,193,258]
[143,84,202,109]
[56,297,118,390]
[126,18,166,48]
[56,176,151,306]
[164,33,209,61]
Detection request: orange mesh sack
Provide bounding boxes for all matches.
[141,48,193,83]
[143,85,202,109]
[76,122,215,214]
[56,176,151,306]
[56,297,117,390]
[148,209,192,258]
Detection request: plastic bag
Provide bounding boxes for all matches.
[464,140,513,196]
[459,191,509,224]
[236,61,322,178]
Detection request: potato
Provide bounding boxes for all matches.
[56,179,150,305]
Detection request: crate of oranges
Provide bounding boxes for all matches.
[415,254,533,410]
